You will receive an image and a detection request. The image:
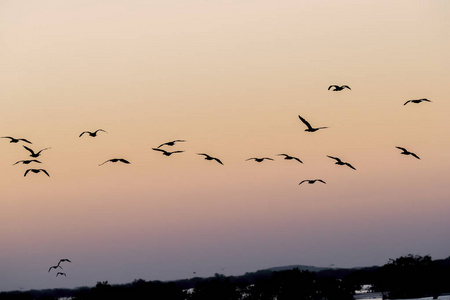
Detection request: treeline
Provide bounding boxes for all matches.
[1,254,449,300]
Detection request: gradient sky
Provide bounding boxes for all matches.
[1,0,449,292]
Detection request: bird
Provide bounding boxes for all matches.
[328,85,351,91]
[277,154,303,163]
[404,98,431,105]
[23,145,50,158]
[246,157,274,162]
[79,129,107,137]
[197,153,223,165]
[327,155,356,170]
[396,147,420,159]
[48,265,62,273]
[1,136,32,144]
[56,272,66,277]
[57,259,72,267]
[13,159,41,165]
[99,158,130,166]
[24,169,50,177]
[152,148,184,156]
[299,179,326,185]
[298,115,328,132]
[157,140,186,148]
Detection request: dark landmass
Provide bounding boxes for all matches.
[1,254,449,300]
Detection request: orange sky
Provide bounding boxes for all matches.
[1,0,449,291]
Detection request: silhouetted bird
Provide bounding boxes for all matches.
[1,136,32,144]
[57,259,72,266]
[99,158,130,166]
[79,129,107,137]
[24,169,50,177]
[277,154,303,163]
[56,272,66,277]
[299,179,326,185]
[298,115,328,132]
[404,98,431,105]
[396,147,420,159]
[157,140,186,148]
[246,157,274,162]
[328,85,351,91]
[327,155,356,170]
[23,145,50,158]
[197,153,223,165]
[13,159,41,165]
[48,265,62,272]
[152,148,184,156]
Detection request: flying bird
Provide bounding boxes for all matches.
[404,98,431,105]
[277,154,303,163]
[246,157,274,162]
[79,129,107,137]
[13,159,41,165]
[1,136,32,144]
[56,272,66,277]
[24,169,50,177]
[23,145,50,158]
[57,259,72,266]
[48,265,62,273]
[298,115,328,132]
[328,85,351,91]
[396,147,420,159]
[152,148,185,156]
[299,179,326,185]
[327,155,356,170]
[157,140,186,148]
[197,153,223,165]
[99,158,130,166]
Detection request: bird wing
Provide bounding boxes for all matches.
[327,155,341,162]
[213,157,223,165]
[24,169,31,177]
[317,179,326,184]
[119,159,130,164]
[40,169,50,176]
[342,85,351,90]
[396,146,407,152]
[23,145,35,155]
[298,115,313,130]
[293,157,303,163]
[99,160,110,166]
[79,131,89,137]
[19,139,32,144]
[299,180,307,185]
[171,151,184,154]
[48,266,54,272]
[173,139,186,142]
[403,100,411,105]
[245,158,256,161]
[95,129,107,133]
[157,142,168,148]
[411,153,420,159]
[13,160,24,165]
[328,85,337,90]
[345,163,356,170]
[264,158,274,160]
[277,154,288,157]
[152,148,166,153]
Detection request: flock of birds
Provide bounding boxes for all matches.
[1,85,432,281]
[48,259,71,278]
[2,85,429,188]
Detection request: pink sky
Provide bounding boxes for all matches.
[1,0,449,291]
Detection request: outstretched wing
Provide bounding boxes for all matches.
[19,138,32,144]
[344,163,356,170]
[327,155,341,162]
[40,169,50,176]
[119,159,130,164]
[79,131,89,137]
[24,169,31,177]
[245,158,256,161]
[293,157,303,163]
[403,100,411,105]
[157,142,168,148]
[23,145,35,155]
[1,136,13,140]
[213,157,223,165]
[13,160,24,165]
[298,115,313,130]
[317,179,326,184]
[342,85,351,90]
[264,158,274,161]
[152,148,167,153]
[171,151,184,154]
[95,129,107,134]
[411,152,420,160]
[299,180,307,185]
[99,160,111,166]
[328,85,337,90]
[396,146,407,152]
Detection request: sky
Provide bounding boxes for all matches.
[1,0,449,292]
